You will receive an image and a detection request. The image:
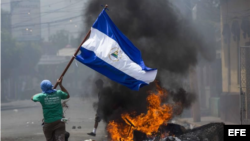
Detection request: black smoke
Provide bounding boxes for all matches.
[81,0,208,130]
[82,0,214,74]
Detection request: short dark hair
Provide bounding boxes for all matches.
[95,79,103,86]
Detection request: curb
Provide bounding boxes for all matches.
[174,118,202,128]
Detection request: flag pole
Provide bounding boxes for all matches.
[53,4,108,89]
[53,30,91,89]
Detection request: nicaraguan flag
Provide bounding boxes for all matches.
[76,9,157,90]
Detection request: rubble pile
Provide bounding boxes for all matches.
[177,123,224,141]
[134,122,224,141]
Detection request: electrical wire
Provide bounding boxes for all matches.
[1,0,66,7]
[12,14,83,29]
[12,0,83,26]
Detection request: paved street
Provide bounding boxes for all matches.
[1,97,107,141]
[1,97,234,141]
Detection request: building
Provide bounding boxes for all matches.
[36,44,94,97]
[11,0,41,42]
[169,0,222,120]
[220,0,250,123]
[0,7,11,33]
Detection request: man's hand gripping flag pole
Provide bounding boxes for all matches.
[53,5,109,89]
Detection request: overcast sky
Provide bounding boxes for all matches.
[1,0,88,41]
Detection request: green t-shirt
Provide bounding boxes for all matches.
[33,90,68,123]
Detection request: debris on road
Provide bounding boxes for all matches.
[84,139,96,141]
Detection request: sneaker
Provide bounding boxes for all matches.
[65,131,70,141]
[87,132,96,136]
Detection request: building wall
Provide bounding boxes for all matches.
[11,0,41,41]
[221,0,250,93]
[220,0,250,123]
[0,7,11,32]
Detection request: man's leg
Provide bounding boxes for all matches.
[65,131,70,141]
[43,122,55,141]
[87,115,101,136]
[53,121,66,141]
[94,117,99,128]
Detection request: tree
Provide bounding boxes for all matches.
[1,31,20,80]
[70,35,80,48]
[48,30,81,51]
[1,10,11,30]
[49,30,70,51]
[16,42,41,75]
[1,10,21,81]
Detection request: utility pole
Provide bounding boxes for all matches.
[189,67,201,122]
[48,23,51,39]
[189,0,201,122]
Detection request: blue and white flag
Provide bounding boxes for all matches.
[76,9,157,90]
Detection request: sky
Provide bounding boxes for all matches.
[1,0,88,41]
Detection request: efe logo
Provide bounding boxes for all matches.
[228,129,246,136]
[224,125,249,139]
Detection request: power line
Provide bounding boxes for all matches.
[40,19,83,33]
[1,0,65,7]
[43,19,83,30]
[40,0,68,8]
[11,18,84,40]
[4,4,84,16]
[12,17,83,33]
[13,1,82,26]
[10,19,83,41]
[46,19,83,27]
[5,9,84,16]
[11,8,85,36]
[12,14,83,28]
[44,10,83,22]
[1,2,10,5]
[12,0,83,26]
[44,20,82,32]
[41,19,83,38]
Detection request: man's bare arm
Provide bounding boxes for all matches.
[31,94,39,102]
[58,78,70,99]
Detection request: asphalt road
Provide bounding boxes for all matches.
[1,97,107,141]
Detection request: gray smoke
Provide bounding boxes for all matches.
[81,0,210,128]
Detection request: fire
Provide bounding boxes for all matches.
[107,83,173,141]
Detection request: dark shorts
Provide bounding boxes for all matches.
[95,113,102,122]
[43,120,65,141]
[95,106,102,122]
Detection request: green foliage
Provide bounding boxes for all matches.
[191,0,221,62]
[1,10,42,80]
[1,10,11,30]
[16,42,42,75]
[0,31,20,82]
[70,35,80,48]
[49,30,70,50]
[48,30,80,51]
[0,31,41,82]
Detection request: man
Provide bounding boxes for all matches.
[87,79,104,136]
[31,78,70,141]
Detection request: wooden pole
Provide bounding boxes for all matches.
[53,4,109,88]
[53,30,91,89]
[189,67,201,122]
[105,4,108,9]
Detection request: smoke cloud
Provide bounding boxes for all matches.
[81,0,209,129]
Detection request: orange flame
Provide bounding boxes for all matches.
[107,84,173,141]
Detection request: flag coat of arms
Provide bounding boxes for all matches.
[76,9,157,90]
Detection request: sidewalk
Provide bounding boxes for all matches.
[174,116,238,128]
